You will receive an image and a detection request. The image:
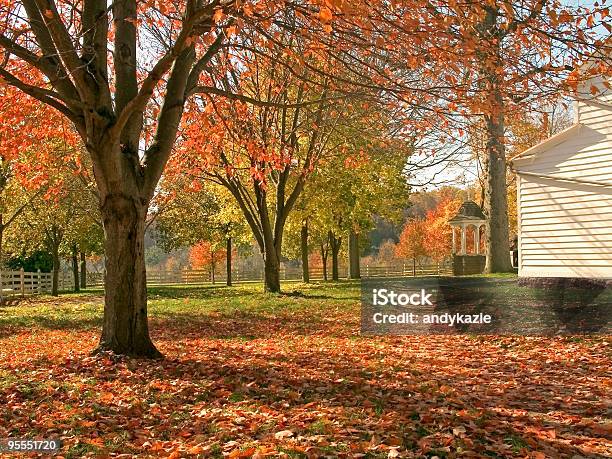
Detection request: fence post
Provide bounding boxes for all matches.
[37,269,42,294]
[20,268,25,297]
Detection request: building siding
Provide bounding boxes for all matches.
[515,75,612,278]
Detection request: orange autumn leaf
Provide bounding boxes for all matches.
[318,6,333,22]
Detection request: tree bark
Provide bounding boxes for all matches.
[43,224,63,297]
[329,231,342,281]
[211,255,216,285]
[226,237,232,287]
[483,108,512,273]
[0,217,4,269]
[479,7,513,274]
[80,251,87,288]
[483,95,512,272]
[72,246,80,292]
[348,228,360,279]
[98,194,161,358]
[263,246,281,293]
[301,220,309,283]
[51,243,60,297]
[320,243,328,281]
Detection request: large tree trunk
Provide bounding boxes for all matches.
[301,220,309,283]
[98,194,161,358]
[80,251,87,289]
[329,231,342,281]
[480,7,513,274]
[483,104,512,273]
[348,229,360,279]
[482,92,512,272]
[72,246,80,293]
[263,247,281,293]
[226,237,232,287]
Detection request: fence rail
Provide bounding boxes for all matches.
[0,262,452,296]
[87,262,452,287]
[0,269,52,301]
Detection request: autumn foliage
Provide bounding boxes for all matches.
[0,85,80,193]
[396,196,462,263]
[189,241,226,270]
[395,219,427,263]
[422,196,463,262]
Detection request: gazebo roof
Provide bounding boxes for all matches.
[449,200,486,224]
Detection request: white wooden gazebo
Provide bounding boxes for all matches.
[449,200,487,275]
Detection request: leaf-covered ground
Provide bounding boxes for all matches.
[0,281,610,458]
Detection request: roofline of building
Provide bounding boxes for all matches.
[510,123,582,165]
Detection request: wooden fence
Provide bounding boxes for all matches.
[0,262,452,295]
[88,262,452,287]
[0,269,52,301]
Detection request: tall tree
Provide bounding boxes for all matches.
[430,1,610,272]
[283,103,411,283]
[0,0,338,355]
[174,23,373,292]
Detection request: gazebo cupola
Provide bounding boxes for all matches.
[449,200,487,275]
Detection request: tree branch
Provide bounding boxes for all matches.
[0,67,82,127]
[189,85,347,108]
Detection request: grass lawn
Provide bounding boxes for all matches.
[0,280,610,458]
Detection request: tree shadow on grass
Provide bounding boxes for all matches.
[147,285,257,300]
[0,316,101,339]
[148,283,360,302]
[278,290,343,300]
[150,308,357,340]
[0,303,357,340]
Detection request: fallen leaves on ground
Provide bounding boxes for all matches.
[0,287,610,458]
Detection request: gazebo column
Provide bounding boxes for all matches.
[474,225,480,255]
[460,224,467,255]
[452,228,456,254]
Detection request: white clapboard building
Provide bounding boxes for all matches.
[511,69,612,279]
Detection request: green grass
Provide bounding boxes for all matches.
[0,280,361,332]
[2,274,608,336]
